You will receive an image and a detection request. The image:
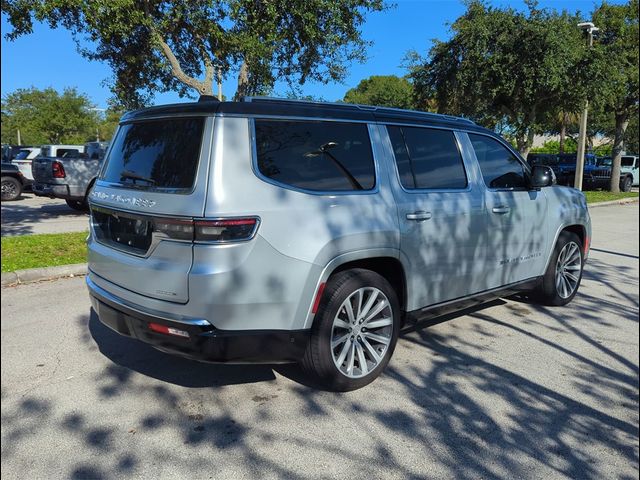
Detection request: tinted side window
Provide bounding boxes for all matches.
[387,125,467,189]
[255,120,375,191]
[469,134,527,189]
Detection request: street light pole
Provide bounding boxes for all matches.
[574,22,599,191]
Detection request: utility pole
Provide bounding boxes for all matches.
[574,22,599,191]
[217,65,223,101]
[17,128,21,145]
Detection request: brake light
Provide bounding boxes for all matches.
[194,217,258,242]
[153,218,194,241]
[52,161,65,178]
[151,216,259,242]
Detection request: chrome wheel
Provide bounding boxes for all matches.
[331,287,393,379]
[555,241,582,299]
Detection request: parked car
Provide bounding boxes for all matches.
[86,97,591,391]
[11,147,42,181]
[590,156,636,192]
[32,142,108,210]
[621,155,639,186]
[1,163,29,201]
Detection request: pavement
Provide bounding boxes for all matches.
[1,193,89,237]
[1,203,638,480]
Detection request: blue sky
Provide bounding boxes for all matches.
[1,0,608,108]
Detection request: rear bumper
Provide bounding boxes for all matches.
[33,183,83,200]
[86,275,310,363]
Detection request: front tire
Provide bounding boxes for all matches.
[302,269,400,391]
[1,176,22,201]
[621,176,633,192]
[534,231,584,306]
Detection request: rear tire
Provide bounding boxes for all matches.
[1,176,22,201]
[65,198,88,211]
[621,176,633,192]
[301,269,400,391]
[533,231,584,306]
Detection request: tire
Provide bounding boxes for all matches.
[65,198,88,211]
[1,176,22,201]
[301,269,401,391]
[534,231,584,306]
[621,176,633,192]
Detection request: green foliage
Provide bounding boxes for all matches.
[343,75,414,109]
[593,143,613,156]
[530,138,578,154]
[409,1,588,155]
[1,87,99,145]
[1,231,88,273]
[2,0,387,108]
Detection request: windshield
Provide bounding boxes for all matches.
[597,157,612,167]
[100,118,205,192]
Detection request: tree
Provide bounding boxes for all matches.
[1,87,99,144]
[590,0,639,192]
[343,75,414,109]
[2,0,387,108]
[408,1,587,157]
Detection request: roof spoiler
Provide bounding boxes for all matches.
[198,95,220,103]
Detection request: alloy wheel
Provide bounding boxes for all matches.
[555,241,582,299]
[331,287,393,379]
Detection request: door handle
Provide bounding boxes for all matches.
[406,211,432,221]
[492,206,511,214]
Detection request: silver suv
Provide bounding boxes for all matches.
[87,97,591,391]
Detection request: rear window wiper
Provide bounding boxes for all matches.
[120,170,155,185]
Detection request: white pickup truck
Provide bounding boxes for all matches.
[32,142,108,210]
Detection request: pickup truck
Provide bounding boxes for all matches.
[32,142,109,210]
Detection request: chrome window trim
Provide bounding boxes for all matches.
[383,124,472,194]
[248,117,381,197]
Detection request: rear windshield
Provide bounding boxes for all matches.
[101,117,204,191]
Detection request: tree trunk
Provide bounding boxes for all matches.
[234,61,249,101]
[559,112,567,154]
[609,112,629,193]
[517,127,535,159]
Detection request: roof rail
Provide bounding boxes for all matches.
[242,96,476,125]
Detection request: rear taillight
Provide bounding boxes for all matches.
[152,217,259,242]
[195,218,258,242]
[152,218,194,241]
[52,161,66,178]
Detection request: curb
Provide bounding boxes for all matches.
[1,263,87,287]
[588,197,639,208]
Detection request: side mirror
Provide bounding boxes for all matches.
[529,165,556,189]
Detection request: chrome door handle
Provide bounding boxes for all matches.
[406,211,432,221]
[492,206,511,214]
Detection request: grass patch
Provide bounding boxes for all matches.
[583,191,638,204]
[1,231,88,273]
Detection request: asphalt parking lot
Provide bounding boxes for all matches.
[1,203,638,480]
[1,193,89,237]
